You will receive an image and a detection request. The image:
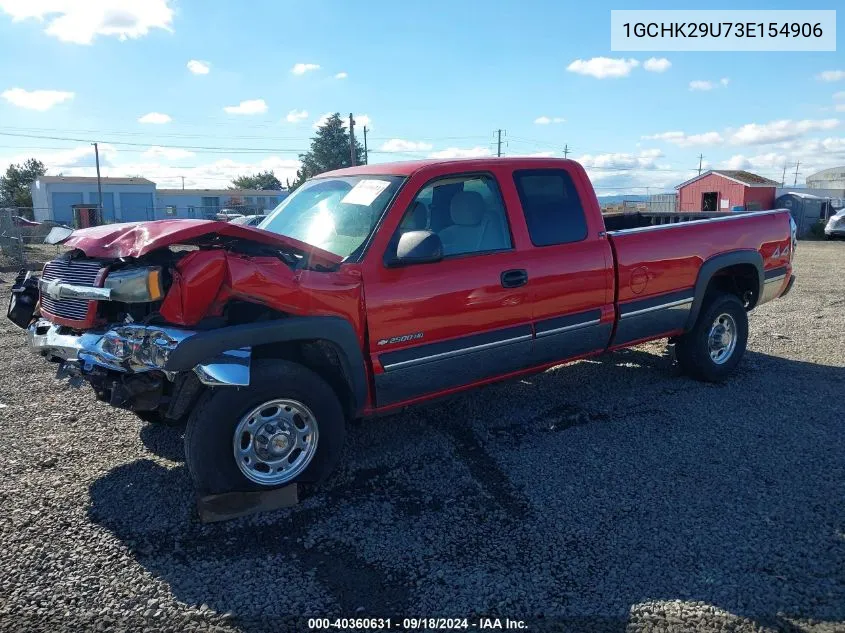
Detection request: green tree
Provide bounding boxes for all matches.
[230,170,283,191]
[288,113,364,190]
[0,159,47,217]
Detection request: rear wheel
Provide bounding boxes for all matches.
[675,294,748,382]
[184,359,346,494]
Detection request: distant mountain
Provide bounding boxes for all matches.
[597,194,650,204]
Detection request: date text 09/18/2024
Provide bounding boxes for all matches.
[307,617,528,630]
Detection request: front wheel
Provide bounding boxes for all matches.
[184,359,346,494]
[675,294,748,382]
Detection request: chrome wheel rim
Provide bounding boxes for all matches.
[707,313,737,365]
[233,399,319,486]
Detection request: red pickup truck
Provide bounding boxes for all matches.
[8,158,796,494]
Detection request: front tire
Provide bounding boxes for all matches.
[675,294,748,382]
[184,359,346,494]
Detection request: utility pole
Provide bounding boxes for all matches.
[698,154,704,176]
[348,113,356,167]
[92,142,103,222]
[363,126,369,165]
[563,144,570,158]
[793,160,800,187]
[496,129,502,157]
[781,163,788,187]
[181,175,185,190]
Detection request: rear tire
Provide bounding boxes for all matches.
[184,359,346,494]
[675,294,748,382]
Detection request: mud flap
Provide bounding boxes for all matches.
[196,484,298,523]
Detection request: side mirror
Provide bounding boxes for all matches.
[388,230,443,266]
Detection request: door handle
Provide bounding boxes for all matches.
[500,269,528,288]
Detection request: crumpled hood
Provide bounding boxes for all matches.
[60,219,342,266]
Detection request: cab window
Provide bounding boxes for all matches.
[513,169,588,246]
[396,175,512,257]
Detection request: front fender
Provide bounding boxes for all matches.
[163,316,367,413]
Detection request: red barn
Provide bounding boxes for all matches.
[676,170,780,212]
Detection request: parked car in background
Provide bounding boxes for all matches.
[215,209,245,221]
[8,157,796,497]
[229,214,267,227]
[825,208,845,239]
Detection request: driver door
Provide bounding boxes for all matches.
[363,172,534,408]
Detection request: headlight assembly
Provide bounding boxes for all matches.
[104,267,164,303]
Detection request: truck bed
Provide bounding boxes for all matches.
[605,209,794,347]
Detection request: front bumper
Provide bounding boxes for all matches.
[27,320,250,387]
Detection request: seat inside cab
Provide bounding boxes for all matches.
[399,177,511,256]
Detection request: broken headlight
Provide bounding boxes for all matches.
[104,267,164,303]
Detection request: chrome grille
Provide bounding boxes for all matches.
[40,259,104,322]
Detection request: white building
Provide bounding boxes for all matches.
[156,189,288,219]
[31,177,289,223]
[806,166,845,191]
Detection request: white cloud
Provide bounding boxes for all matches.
[3,144,303,190]
[642,130,724,147]
[644,57,671,73]
[567,57,639,79]
[514,151,556,157]
[312,112,371,130]
[334,72,348,79]
[291,63,320,75]
[1,87,73,111]
[730,118,839,145]
[837,104,845,113]
[534,116,565,124]
[0,0,174,44]
[577,149,664,170]
[313,112,333,129]
[718,136,845,182]
[720,77,730,86]
[9,143,118,170]
[428,147,492,159]
[689,80,714,91]
[817,70,845,82]
[187,59,210,75]
[137,111,171,124]
[835,91,845,100]
[223,99,268,115]
[380,139,433,152]
[285,109,308,123]
[350,114,371,129]
[142,146,195,160]
[721,153,786,172]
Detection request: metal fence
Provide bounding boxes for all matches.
[601,198,679,214]
[0,204,268,269]
[0,208,67,270]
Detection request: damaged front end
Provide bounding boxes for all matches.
[6,219,345,419]
[27,318,249,417]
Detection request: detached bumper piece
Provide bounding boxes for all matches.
[7,270,39,329]
[26,320,251,387]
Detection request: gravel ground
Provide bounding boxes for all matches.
[0,241,843,633]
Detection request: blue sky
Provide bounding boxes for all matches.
[0,0,843,195]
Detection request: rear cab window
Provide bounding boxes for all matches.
[513,169,588,246]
